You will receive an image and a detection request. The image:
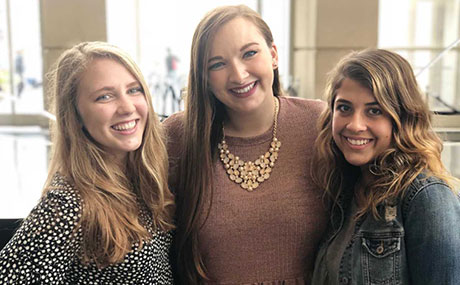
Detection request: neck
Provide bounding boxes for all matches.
[224,96,277,138]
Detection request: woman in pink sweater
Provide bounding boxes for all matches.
[163,5,328,284]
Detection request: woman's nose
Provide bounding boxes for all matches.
[229,61,249,83]
[117,95,136,115]
[346,113,367,132]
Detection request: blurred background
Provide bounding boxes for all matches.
[0,0,459,219]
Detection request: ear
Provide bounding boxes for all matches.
[270,43,279,70]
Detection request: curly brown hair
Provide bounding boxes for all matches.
[312,48,457,219]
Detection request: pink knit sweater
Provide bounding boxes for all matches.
[164,96,328,284]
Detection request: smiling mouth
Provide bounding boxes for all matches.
[346,137,372,146]
[111,119,137,131]
[231,81,256,94]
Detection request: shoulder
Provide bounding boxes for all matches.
[275,97,327,165]
[278,96,326,139]
[404,174,454,204]
[22,172,82,240]
[402,173,459,218]
[0,173,82,283]
[44,173,82,211]
[402,175,460,284]
[161,112,185,159]
[279,96,326,122]
[162,112,185,150]
[162,111,185,135]
[279,96,326,111]
[27,173,83,230]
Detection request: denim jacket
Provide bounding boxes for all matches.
[312,173,460,285]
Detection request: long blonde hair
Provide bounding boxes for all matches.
[313,49,457,219]
[45,41,174,267]
[173,5,282,283]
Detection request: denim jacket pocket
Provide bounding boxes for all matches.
[361,235,402,284]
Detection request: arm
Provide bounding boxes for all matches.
[404,183,460,284]
[0,189,82,284]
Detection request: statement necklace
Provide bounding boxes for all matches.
[218,97,281,192]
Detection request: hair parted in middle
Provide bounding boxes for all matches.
[46,41,175,267]
[312,48,455,219]
[173,5,282,283]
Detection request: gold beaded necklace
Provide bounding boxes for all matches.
[218,97,281,191]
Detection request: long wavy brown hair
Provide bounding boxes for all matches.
[312,49,457,219]
[45,41,175,267]
[173,5,282,283]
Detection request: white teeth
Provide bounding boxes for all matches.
[112,120,136,131]
[347,138,370,146]
[233,82,255,94]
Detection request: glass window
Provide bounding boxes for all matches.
[261,0,291,92]
[0,128,48,218]
[0,0,43,115]
[379,0,460,113]
[106,0,291,117]
[0,0,47,219]
[379,0,460,178]
[0,1,11,112]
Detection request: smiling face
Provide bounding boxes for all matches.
[332,78,393,168]
[207,17,278,116]
[77,58,148,162]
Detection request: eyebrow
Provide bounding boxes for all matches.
[335,98,379,106]
[207,42,259,63]
[89,81,140,96]
[90,86,114,96]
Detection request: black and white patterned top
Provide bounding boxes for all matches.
[0,173,173,284]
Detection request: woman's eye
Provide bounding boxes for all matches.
[95,94,111,102]
[336,104,351,113]
[128,86,143,95]
[243,50,257,58]
[368,108,382,116]
[209,62,224,71]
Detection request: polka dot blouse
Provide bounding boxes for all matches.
[0,173,173,284]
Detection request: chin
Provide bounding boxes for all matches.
[117,145,142,155]
[344,157,370,167]
[348,162,364,167]
[127,145,142,153]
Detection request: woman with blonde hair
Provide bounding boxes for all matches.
[164,5,328,284]
[0,41,175,284]
[311,49,460,284]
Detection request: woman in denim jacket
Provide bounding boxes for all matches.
[311,49,460,285]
